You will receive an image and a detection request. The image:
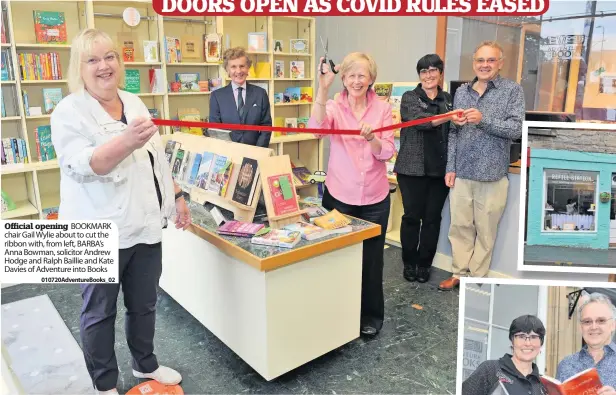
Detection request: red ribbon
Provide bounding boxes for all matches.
[151,111,463,135]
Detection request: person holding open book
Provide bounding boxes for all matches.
[555,292,616,394]
[307,52,395,337]
[462,315,547,395]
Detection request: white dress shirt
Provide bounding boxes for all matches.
[50,89,176,249]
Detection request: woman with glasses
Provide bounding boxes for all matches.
[556,292,616,393]
[308,52,395,337]
[51,28,191,394]
[393,54,459,283]
[462,315,548,395]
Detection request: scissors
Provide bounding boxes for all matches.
[319,36,338,75]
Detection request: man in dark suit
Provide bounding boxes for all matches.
[209,47,272,148]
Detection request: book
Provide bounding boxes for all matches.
[540,368,603,395]
[177,108,202,135]
[301,205,329,222]
[204,33,221,63]
[267,174,299,216]
[217,221,264,237]
[181,35,200,60]
[313,209,351,230]
[290,60,305,78]
[247,32,267,52]
[42,88,62,114]
[232,157,260,206]
[195,151,215,189]
[143,41,159,63]
[206,154,232,196]
[33,11,67,44]
[283,221,330,241]
[164,140,176,163]
[124,69,140,93]
[251,229,301,248]
[274,60,284,78]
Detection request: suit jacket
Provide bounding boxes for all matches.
[209,83,272,147]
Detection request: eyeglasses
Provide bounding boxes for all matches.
[580,317,614,327]
[513,334,542,342]
[83,53,118,66]
[419,67,440,75]
[474,57,501,65]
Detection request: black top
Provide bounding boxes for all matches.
[393,84,452,177]
[462,354,547,395]
[117,108,162,210]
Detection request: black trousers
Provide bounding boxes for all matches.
[396,174,449,269]
[322,187,390,331]
[79,243,162,391]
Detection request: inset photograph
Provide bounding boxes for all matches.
[520,121,616,273]
[456,278,616,395]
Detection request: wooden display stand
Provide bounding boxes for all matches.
[160,132,274,223]
[257,154,306,229]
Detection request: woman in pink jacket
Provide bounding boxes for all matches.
[308,52,395,337]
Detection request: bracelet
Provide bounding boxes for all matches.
[315,101,326,107]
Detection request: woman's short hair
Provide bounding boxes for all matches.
[67,28,125,93]
[578,292,616,321]
[339,52,377,84]
[509,315,546,345]
[222,47,252,70]
[416,54,444,75]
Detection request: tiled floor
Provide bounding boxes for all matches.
[1,246,459,394]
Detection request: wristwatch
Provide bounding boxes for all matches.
[175,191,187,201]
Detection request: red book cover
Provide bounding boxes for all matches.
[540,368,603,395]
[33,11,67,44]
[267,174,299,216]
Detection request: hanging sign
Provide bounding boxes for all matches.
[123,7,141,27]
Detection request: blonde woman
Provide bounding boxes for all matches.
[51,28,190,394]
[308,52,395,337]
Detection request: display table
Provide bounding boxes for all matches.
[159,202,381,381]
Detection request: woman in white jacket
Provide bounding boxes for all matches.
[50,28,191,394]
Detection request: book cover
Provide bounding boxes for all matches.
[165,36,179,63]
[300,87,313,102]
[42,206,59,220]
[172,148,184,178]
[374,83,393,101]
[204,33,221,63]
[267,174,299,216]
[285,87,301,102]
[232,157,260,206]
[143,41,159,63]
[37,125,55,161]
[301,205,329,222]
[33,11,67,44]
[217,221,264,237]
[247,32,267,52]
[207,155,232,195]
[175,72,200,92]
[42,88,62,114]
[164,140,176,163]
[187,153,202,185]
[540,368,603,395]
[290,60,305,78]
[124,69,140,94]
[251,229,301,249]
[181,35,200,60]
[283,221,330,241]
[149,69,164,93]
[177,108,202,135]
[196,152,215,189]
[274,60,284,78]
[313,209,351,230]
[292,166,312,185]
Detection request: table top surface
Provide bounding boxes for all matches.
[186,201,381,271]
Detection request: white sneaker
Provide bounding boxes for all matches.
[98,389,119,395]
[133,365,182,385]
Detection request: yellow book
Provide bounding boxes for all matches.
[313,209,351,230]
[255,62,271,79]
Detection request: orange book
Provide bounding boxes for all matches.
[540,368,603,395]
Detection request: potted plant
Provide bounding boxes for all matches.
[600,192,611,203]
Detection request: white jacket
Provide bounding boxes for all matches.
[50,89,176,249]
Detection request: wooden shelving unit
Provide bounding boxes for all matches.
[1,1,320,221]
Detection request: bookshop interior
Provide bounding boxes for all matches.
[1,1,616,394]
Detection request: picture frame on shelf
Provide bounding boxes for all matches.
[290,39,309,54]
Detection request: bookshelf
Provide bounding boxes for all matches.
[0,1,319,221]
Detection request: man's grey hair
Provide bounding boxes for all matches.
[578,292,616,321]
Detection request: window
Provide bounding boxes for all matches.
[445,1,616,122]
[462,284,545,380]
[543,169,598,232]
